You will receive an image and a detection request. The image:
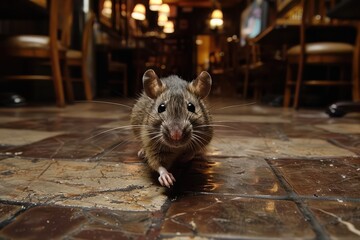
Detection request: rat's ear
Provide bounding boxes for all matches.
[143,69,164,99]
[189,71,212,99]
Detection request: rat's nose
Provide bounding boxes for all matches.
[170,129,183,141]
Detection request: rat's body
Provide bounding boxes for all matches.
[131,69,213,187]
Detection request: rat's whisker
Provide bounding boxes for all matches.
[86,125,144,141]
[75,100,133,109]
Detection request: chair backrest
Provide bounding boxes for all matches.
[82,12,96,61]
[298,0,356,55]
[48,0,73,67]
[300,0,357,38]
[301,0,337,25]
[59,0,73,48]
[49,0,73,49]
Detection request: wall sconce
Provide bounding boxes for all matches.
[159,4,170,16]
[149,0,162,11]
[163,21,174,33]
[210,9,223,28]
[158,14,168,26]
[102,0,112,18]
[131,3,146,20]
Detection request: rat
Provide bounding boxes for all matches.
[131,69,213,188]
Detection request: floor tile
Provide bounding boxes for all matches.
[213,114,290,123]
[0,204,24,224]
[0,117,113,132]
[0,128,63,146]
[209,136,356,159]
[315,123,360,134]
[0,205,154,240]
[161,194,315,239]
[0,206,87,239]
[307,200,360,240]
[269,157,360,199]
[328,135,360,155]
[0,158,167,211]
[0,116,27,124]
[4,132,131,160]
[175,156,286,196]
[72,209,154,239]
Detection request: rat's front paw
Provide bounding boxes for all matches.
[158,172,176,188]
[137,148,145,159]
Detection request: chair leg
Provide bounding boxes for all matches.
[51,54,65,107]
[82,62,93,101]
[293,58,304,109]
[63,61,74,103]
[283,63,292,107]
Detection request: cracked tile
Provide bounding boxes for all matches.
[307,200,360,240]
[161,195,315,239]
[0,158,167,211]
[0,206,87,239]
[0,205,154,239]
[0,204,24,224]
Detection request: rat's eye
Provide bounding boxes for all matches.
[187,102,196,113]
[158,103,166,113]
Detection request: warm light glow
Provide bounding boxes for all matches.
[163,21,174,33]
[157,14,168,26]
[159,3,170,16]
[210,9,223,28]
[102,0,112,18]
[149,0,162,11]
[131,3,146,20]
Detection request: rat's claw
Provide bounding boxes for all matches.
[137,149,145,159]
[158,172,176,188]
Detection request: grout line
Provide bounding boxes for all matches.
[297,195,360,203]
[0,204,31,230]
[182,191,292,200]
[265,159,331,240]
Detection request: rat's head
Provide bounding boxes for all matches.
[143,69,213,149]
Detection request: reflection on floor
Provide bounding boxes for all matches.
[0,98,359,239]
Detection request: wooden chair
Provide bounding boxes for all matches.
[0,0,72,107]
[63,13,95,102]
[283,0,360,109]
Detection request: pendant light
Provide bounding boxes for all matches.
[210,9,223,28]
[149,0,162,11]
[102,0,112,18]
[158,14,168,26]
[159,3,170,16]
[163,21,174,33]
[131,3,146,20]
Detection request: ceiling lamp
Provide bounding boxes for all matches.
[163,21,174,33]
[210,9,223,28]
[131,3,146,20]
[102,0,112,18]
[158,14,168,26]
[149,0,162,11]
[159,3,170,16]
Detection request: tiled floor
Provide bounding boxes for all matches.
[0,98,359,239]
